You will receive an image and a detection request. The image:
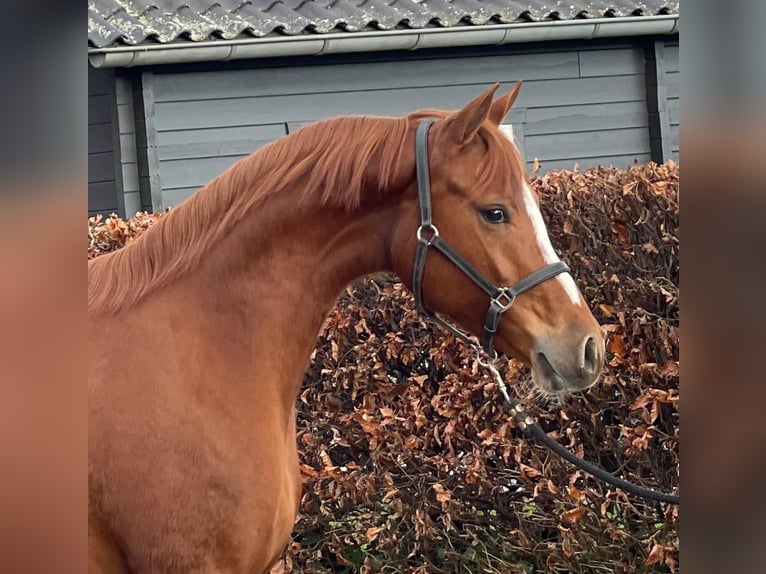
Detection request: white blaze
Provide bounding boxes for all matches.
[522,183,584,306]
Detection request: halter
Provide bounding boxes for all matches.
[411,119,569,359]
[409,119,680,506]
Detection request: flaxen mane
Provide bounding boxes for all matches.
[88,111,523,317]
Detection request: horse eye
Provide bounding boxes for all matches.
[480,207,509,224]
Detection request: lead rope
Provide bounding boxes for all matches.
[473,347,680,505]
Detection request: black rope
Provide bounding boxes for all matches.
[505,400,680,505]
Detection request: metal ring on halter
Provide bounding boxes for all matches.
[475,345,499,366]
[416,223,439,245]
[476,352,491,369]
[492,289,516,312]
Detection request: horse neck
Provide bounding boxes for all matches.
[175,185,402,411]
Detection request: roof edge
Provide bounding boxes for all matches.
[88,16,679,68]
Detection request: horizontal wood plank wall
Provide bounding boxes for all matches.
[88,67,122,217]
[151,44,651,208]
[664,41,680,161]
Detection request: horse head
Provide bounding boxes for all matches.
[391,83,605,394]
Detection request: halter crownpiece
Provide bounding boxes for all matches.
[411,119,569,358]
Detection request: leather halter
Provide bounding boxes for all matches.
[409,120,681,506]
[411,119,570,358]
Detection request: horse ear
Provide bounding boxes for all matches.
[488,81,523,125]
[442,83,500,145]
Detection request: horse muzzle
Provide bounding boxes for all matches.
[530,329,605,393]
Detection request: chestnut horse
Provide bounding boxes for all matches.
[88,83,604,573]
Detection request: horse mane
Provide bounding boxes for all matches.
[88,110,523,317]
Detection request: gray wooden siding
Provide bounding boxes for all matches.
[149,44,653,208]
[664,41,679,161]
[88,68,122,217]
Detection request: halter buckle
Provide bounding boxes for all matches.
[416,224,439,245]
[492,289,516,312]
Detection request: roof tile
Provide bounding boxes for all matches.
[88,0,680,48]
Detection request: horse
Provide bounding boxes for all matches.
[88,82,605,573]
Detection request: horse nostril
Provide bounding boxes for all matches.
[583,336,598,375]
[536,351,563,391]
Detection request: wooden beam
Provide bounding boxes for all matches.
[134,72,163,212]
[643,39,672,163]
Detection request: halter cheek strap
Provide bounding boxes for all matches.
[411,119,570,358]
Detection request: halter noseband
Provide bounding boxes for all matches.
[411,119,570,358]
